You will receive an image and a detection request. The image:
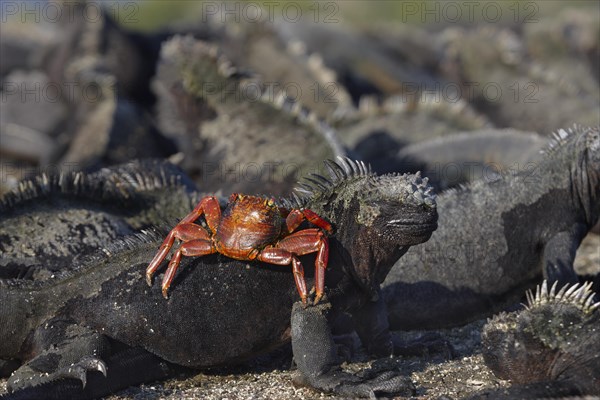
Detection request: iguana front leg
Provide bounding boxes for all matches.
[350,288,393,358]
[351,287,454,358]
[543,224,587,285]
[290,301,415,398]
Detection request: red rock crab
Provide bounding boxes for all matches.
[146,193,332,303]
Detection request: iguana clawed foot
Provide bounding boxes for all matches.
[293,368,415,399]
[56,357,107,389]
[7,356,107,393]
[5,320,111,394]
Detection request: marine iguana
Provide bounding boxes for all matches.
[437,25,599,134]
[274,20,442,100]
[383,125,600,330]
[1,3,175,190]
[277,14,599,136]
[333,93,491,172]
[387,128,547,188]
[42,0,163,110]
[200,18,354,121]
[393,128,600,234]
[0,158,437,399]
[522,7,599,83]
[153,35,344,196]
[468,280,600,399]
[0,160,198,279]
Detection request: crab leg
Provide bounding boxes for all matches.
[146,196,221,285]
[146,223,211,286]
[257,248,308,303]
[161,238,215,298]
[285,209,332,233]
[180,196,221,231]
[259,228,329,304]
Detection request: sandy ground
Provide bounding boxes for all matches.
[2,234,596,400]
[102,319,504,400]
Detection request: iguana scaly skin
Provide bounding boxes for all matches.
[393,128,548,190]
[383,125,600,330]
[1,4,173,194]
[0,160,198,279]
[205,19,354,121]
[333,93,491,173]
[153,35,344,196]
[468,280,600,399]
[522,8,599,83]
[437,25,599,134]
[0,159,437,399]
[274,21,442,100]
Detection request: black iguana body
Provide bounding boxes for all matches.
[468,280,600,399]
[0,160,197,279]
[392,128,600,234]
[383,125,600,330]
[0,158,437,399]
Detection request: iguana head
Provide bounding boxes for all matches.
[482,280,600,383]
[290,157,438,299]
[544,125,600,229]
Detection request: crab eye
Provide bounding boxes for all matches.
[265,198,274,207]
